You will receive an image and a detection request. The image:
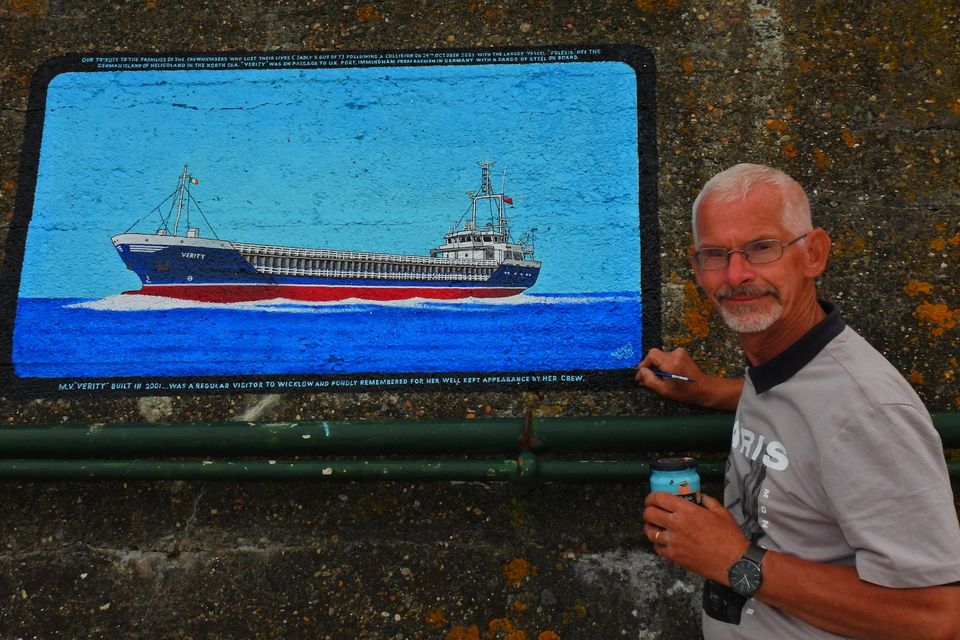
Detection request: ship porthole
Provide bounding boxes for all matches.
[187,276,193,282]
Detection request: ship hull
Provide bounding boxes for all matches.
[111,233,540,302]
[122,283,529,303]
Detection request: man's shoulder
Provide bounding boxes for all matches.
[813,326,924,408]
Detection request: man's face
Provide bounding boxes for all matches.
[692,184,809,335]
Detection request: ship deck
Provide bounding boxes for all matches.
[233,241,540,282]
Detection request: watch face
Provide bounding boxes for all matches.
[729,559,762,597]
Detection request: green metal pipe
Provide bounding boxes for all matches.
[535,413,960,450]
[0,413,955,457]
[936,412,960,448]
[0,457,953,482]
[0,457,733,482]
[533,414,735,452]
[0,414,955,482]
[537,459,728,482]
[0,419,525,458]
[0,458,523,481]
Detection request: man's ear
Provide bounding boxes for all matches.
[803,228,831,278]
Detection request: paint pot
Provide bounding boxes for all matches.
[650,457,702,504]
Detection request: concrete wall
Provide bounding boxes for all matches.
[1,2,957,638]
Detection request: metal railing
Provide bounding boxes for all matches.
[250,266,492,281]
[233,241,498,267]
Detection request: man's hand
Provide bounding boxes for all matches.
[636,347,743,411]
[643,492,748,585]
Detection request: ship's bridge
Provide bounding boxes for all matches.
[443,228,507,244]
[432,224,531,261]
[431,238,532,263]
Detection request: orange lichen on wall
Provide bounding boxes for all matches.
[357,4,381,20]
[467,3,504,18]
[486,618,526,639]
[904,280,934,296]
[813,148,832,170]
[446,625,481,640]
[7,0,44,17]
[427,607,450,628]
[636,0,680,10]
[765,119,789,134]
[782,143,799,158]
[446,615,559,639]
[681,57,694,75]
[561,603,589,624]
[915,301,960,336]
[908,370,925,385]
[841,129,861,148]
[930,238,947,251]
[683,280,712,339]
[831,234,867,258]
[502,558,532,588]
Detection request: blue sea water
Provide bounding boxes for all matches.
[24,62,640,300]
[12,293,642,379]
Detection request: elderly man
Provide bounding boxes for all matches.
[636,164,960,639]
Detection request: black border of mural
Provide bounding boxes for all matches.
[0,45,660,398]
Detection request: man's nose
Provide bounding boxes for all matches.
[724,250,755,285]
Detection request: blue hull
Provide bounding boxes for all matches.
[112,234,540,302]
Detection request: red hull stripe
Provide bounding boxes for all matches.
[124,284,525,302]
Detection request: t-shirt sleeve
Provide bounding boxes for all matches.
[821,402,960,587]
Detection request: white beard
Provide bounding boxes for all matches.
[718,299,783,333]
[714,282,783,334]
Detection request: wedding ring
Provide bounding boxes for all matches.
[655,529,663,544]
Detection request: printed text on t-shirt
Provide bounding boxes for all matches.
[732,419,789,471]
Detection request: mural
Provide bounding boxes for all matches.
[0,46,659,396]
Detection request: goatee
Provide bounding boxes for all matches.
[716,284,782,334]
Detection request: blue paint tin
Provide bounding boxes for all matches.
[650,457,702,504]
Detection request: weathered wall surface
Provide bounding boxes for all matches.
[0,1,957,639]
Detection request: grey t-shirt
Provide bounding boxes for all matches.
[702,303,960,640]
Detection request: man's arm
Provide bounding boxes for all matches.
[759,550,960,640]
[643,493,960,640]
[635,347,743,411]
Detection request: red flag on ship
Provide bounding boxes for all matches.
[503,195,513,205]
[190,177,200,185]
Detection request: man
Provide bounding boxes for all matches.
[636,164,960,639]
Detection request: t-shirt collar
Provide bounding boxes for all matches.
[747,300,845,394]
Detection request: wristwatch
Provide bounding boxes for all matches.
[727,543,767,597]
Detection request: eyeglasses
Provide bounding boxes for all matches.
[692,233,810,271]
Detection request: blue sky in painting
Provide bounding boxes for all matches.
[20,61,641,298]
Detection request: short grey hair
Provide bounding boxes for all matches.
[691,163,812,246]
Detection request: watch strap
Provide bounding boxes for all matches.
[743,543,767,566]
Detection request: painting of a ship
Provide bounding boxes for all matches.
[111,161,541,303]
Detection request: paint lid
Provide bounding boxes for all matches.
[650,456,698,471]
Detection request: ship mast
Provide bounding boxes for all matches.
[468,160,506,235]
[172,164,190,237]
